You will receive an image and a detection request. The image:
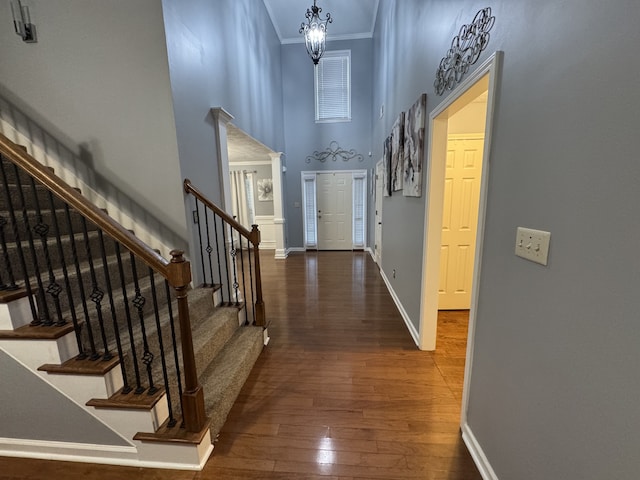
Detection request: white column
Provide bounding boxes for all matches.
[270,152,287,259]
[210,107,234,215]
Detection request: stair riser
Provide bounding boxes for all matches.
[1,184,68,211]
[29,255,156,325]
[2,231,122,284]
[0,208,98,239]
[0,158,54,184]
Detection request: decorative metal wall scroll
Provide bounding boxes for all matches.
[434,7,495,96]
[305,141,364,163]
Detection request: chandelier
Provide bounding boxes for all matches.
[299,0,332,65]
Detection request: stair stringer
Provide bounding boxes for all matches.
[0,305,213,470]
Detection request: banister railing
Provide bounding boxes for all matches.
[183,179,265,327]
[0,133,207,434]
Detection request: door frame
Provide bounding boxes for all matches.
[301,169,368,250]
[374,160,384,266]
[418,52,502,423]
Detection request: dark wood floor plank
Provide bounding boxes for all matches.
[0,251,481,479]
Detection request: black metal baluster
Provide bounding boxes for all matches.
[221,217,231,305]
[238,236,249,325]
[129,252,157,394]
[48,192,84,355]
[81,218,110,359]
[0,214,18,290]
[230,233,240,307]
[11,164,49,325]
[212,211,223,294]
[97,230,117,361]
[0,160,35,317]
[114,243,137,394]
[194,199,206,286]
[28,177,65,326]
[203,202,214,287]
[64,205,94,360]
[164,279,183,419]
[247,239,256,325]
[149,268,176,426]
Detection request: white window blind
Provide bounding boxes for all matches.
[315,50,351,123]
[302,173,317,248]
[352,172,366,248]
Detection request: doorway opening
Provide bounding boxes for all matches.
[418,52,502,419]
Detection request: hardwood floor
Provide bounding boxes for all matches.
[0,251,481,480]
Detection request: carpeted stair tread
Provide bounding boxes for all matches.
[199,325,264,438]
[191,306,239,375]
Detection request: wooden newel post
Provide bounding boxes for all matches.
[250,225,265,327]
[168,250,207,432]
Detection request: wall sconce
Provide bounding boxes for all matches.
[10,0,37,43]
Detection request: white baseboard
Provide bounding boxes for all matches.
[0,437,212,471]
[378,268,420,347]
[274,248,288,259]
[461,422,499,480]
[286,247,306,254]
[364,247,375,261]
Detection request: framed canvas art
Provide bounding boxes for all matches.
[383,135,392,196]
[390,112,405,192]
[403,93,427,197]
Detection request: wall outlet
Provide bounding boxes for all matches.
[515,227,551,265]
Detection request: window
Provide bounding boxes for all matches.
[314,50,351,123]
[352,172,366,248]
[302,172,317,248]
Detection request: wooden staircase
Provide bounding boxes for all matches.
[0,135,266,470]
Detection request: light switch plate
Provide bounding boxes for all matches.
[515,227,551,265]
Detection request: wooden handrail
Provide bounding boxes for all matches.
[183,178,259,246]
[184,178,265,326]
[0,134,172,280]
[0,133,208,434]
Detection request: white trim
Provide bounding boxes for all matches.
[211,107,235,215]
[287,247,306,254]
[229,159,272,167]
[254,215,276,249]
[379,268,419,347]
[417,52,502,425]
[280,32,374,45]
[365,246,375,261]
[0,438,213,471]
[461,423,499,480]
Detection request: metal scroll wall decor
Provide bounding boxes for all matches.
[305,141,364,163]
[434,7,495,96]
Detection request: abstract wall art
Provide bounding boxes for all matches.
[403,93,427,197]
[391,112,405,192]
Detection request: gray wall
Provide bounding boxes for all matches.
[373,0,640,479]
[161,0,284,280]
[281,39,374,248]
[0,350,129,445]
[0,0,186,242]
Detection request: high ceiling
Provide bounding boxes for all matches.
[263,0,380,44]
[228,1,380,162]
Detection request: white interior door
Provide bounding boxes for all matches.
[438,136,484,310]
[317,172,353,250]
[374,161,383,265]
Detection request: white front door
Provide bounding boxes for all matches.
[438,136,484,310]
[374,161,383,265]
[317,172,353,250]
